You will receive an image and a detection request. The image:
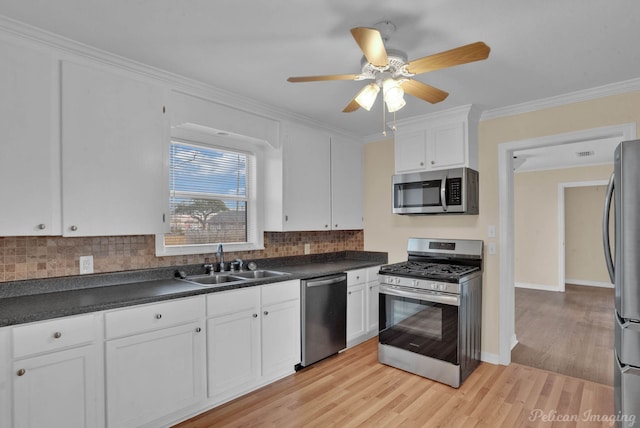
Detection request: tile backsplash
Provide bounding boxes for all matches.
[0,231,364,283]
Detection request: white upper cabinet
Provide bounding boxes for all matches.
[394,105,480,174]
[264,123,364,232]
[331,135,364,230]
[0,37,60,236]
[282,124,332,231]
[61,61,168,236]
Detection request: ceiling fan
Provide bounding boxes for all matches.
[287,22,490,114]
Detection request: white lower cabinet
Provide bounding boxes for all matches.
[10,313,103,428]
[206,280,300,404]
[104,297,205,428]
[347,266,382,348]
[207,287,261,399]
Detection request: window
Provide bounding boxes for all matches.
[156,137,262,256]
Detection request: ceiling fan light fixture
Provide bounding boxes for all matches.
[383,78,406,112]
[354,83,380,111]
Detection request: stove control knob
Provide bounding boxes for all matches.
[412,280,419,287]
[394,278,401,285]
[430,283,436,290]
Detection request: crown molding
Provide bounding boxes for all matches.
[481,77,640,121]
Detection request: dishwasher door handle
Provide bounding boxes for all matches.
[305,276,347,288]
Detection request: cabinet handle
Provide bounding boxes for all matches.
[252,313,258,318]
[263,311,269,316]
[195,327,201,333]
[38,223,46,230]
[155,314,162,319]
[70,225,78,231]
[53,332,62,339]
[17,369,26,377]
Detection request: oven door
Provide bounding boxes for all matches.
[379,284,460,364]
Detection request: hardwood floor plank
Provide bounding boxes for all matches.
[173,338,614,428]
[512,284,614,385]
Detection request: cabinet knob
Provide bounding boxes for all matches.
[431,160,435,165]
[38,223,46,230]
[325,224,329,228]
[17,369,26,377]
[263,311,269,316]
[53,331,62,339]
[335,224,338,228]
[420,162,424,166]
[70,225,78,231]
[348,291,352,295]
[195,327,202,333]
[155,314,162,320]
[252,313,258,318]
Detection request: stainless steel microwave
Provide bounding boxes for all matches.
[392,167,479,215]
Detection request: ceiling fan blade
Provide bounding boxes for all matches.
[287,73,361,83]
[406,41,490,75]
[401,80,449,104]
[350,27,389,67]
[342,96,360,113]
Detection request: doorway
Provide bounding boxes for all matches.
[496,123,636,366]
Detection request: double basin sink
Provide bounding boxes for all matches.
[180,270,291,287]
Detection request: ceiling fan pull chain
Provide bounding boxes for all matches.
[382,99,387,136]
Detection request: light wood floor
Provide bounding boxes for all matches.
[512,284,614,385]
[174,338,614,428]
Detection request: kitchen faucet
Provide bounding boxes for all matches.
[217,243,224,270]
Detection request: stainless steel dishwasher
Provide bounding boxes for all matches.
[299,273,347,368]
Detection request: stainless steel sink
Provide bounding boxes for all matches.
[232,270,291,279]
[182,274,248,286]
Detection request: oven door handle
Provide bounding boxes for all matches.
[380,285,460,306]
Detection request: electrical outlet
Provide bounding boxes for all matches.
[488,243,497,255]
[488,225,496,238]
[304,243,311,255]
[79,255,94,274]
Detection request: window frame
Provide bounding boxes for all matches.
[155,131,265,257]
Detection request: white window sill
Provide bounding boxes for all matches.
[155,235,264,257]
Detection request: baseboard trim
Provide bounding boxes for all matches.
[564,278,614,288]
[515,282,562,292]
[481,351,501,365]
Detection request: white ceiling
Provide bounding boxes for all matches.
[1,0,639,140]
[513,137,619,172]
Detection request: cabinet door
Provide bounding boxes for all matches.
[330,136,363,230]
[261,299,300,378]
[394,130,427,173]
[0,37,59,236]
[207,308,260,399]
[61,61,167,236]
[13,345,99,428]
[427,121,466,169]
[347,283,366,345]
[283,125,331,231]
[105,322,205,428]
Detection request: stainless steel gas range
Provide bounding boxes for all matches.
[378,238,483,388]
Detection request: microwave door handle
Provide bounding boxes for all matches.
[602,172,615,283]
[440,173,448,212]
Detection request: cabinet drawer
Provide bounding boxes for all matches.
[347,269,366,285]
[261,280,300,307]
[366,266,381,283]
[13,313,97,359]
[207,287,260,317]
[105,297,204,339]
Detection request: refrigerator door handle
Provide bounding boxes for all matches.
[603,172,615,283]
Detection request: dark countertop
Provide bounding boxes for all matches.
[0,251,387,327]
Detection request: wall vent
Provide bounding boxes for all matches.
[575,150,595,158]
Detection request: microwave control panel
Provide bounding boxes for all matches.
[447,178,462,205]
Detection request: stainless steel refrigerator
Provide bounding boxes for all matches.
[603,139,640,426]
